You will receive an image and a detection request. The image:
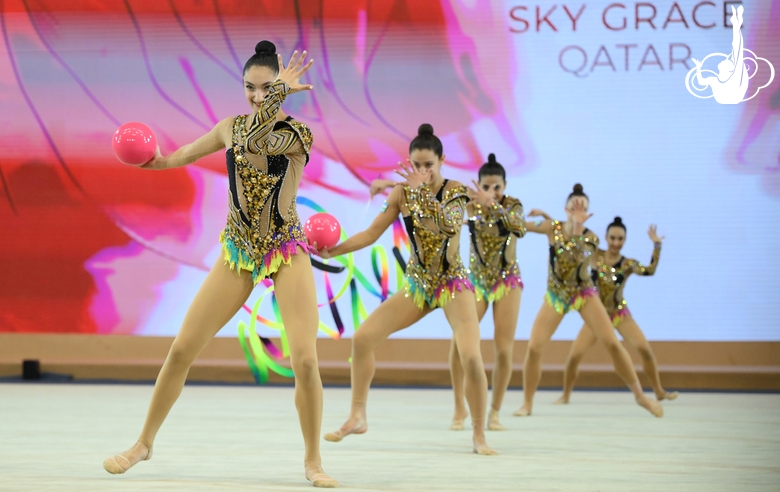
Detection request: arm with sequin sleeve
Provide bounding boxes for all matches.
[408,183,469,237]
[244,80,290,155]
[628,242,661,276]
[265,120,313,164]
[469,202,487,229]
[555,224,599,262]
[575,230,599,257]
[493,198,526,237]
[582,231,600,269]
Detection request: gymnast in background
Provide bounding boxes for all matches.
[449,154,526,432]
[319,124,497,455]
[555,217,677,404]
[515,184,663,418]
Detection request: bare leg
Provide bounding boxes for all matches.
[103,257,254,474]
[324,292,429,442]
[555,324,597,404]
[487,288,521,430]
[272,250,337,488]
[449,298,488,430]
[579,300,663,417]
[616,315,678,401]
[442,290,496,455]
[514,302,563,416]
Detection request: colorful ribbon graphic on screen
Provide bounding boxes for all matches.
[237,287,293,384]
[237,195,410,384]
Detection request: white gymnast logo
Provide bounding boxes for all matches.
[685,5,774,104]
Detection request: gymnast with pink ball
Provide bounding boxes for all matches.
[317,124,498,455]
[104,40,338,488]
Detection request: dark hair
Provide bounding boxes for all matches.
[243,40,279,75]
[409,123,443,158]
[567,183,588,201]
[478,153,506,181]
[607,216,626,232]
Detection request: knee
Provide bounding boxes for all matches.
[600,335,622,354]
[460,352,483,377]
[637,345,654,360]
[352,329,368,351]
[567,353,583,367]
[352,329,374,355]
[167,342,196,369]
[495,347,513,367]
[291,354,319,377]
[526,344,543,361]
[604,342,623,358]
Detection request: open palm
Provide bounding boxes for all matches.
[569,198,592,224]
[277,50,314,94]
[395,160,429,189]
[648,224,664,243]
[467,180,495,206]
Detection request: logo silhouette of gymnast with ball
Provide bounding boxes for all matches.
[685,5,775,105]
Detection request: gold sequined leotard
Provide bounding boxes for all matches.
[591,243,661,326]
[219,80,314,284]
[468,195,526,303]
[544,220,599,314]
[396,180,472,309]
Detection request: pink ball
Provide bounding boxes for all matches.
[304,213,341,249]
[112,122,157,166]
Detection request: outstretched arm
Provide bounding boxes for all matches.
[524,209,552,234]
[319,185,402,258]
[370,178,401,198]
[141,117,231,170]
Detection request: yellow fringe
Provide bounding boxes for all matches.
[611,307,629,327]
[404,278,472,310]
[544,288,596,315]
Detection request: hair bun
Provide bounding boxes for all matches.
[255,40,276,55]
[417,123,434,136]
[573,183,584,194]
[613,216,623,224]
[487,153,497,164]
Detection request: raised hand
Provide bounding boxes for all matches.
[648,224,665,243]
[395,159,429,189]
[569,198,593,225]
[692,58,703,68]
[277,50,314,94]
[467,180,495,206]
[730,5,743,28]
